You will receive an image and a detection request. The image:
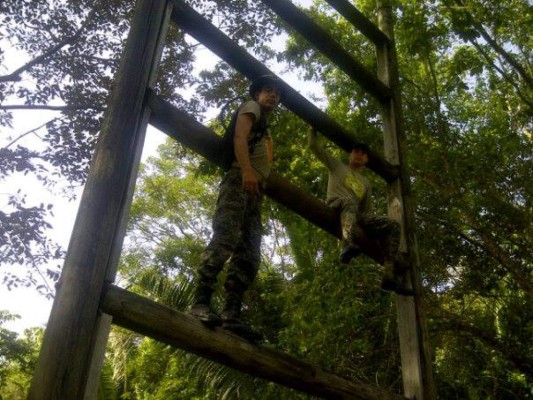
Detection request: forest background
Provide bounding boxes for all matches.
[0,0,531,399]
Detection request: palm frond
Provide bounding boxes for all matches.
[133,268,194,311]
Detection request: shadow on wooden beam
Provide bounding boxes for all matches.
[101,284,407,400]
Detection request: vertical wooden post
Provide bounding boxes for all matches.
[376,1,436,399]
[82,6,172,399]
[28,1,170,399]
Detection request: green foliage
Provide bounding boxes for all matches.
[0,312,43,399]
[2,0,532,398]
[0,0,282,291]
[112,128,415,398]
[99,0,533,395]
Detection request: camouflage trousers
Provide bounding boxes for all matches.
[197,168,263,296]
[337,198,400,260]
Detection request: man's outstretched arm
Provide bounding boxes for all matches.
[308,128,340,171]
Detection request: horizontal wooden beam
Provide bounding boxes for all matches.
[260,0,391,100]
[169,0,399,182]
[324,0,390,46]
[101,284,407,400]
[147,90,390,264]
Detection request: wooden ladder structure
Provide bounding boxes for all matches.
[28,1,435,399]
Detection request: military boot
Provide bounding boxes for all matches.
[189,286,221,327]
[339,243,361,264]
[221,293,263,343]
[380,260,415,296]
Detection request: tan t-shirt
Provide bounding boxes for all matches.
[231,100,272,180]
[309,134,372,215]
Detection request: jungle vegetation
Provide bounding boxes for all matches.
[0,0,531,398]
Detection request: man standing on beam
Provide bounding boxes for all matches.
[189,75,284,342]
[308,128,413,296]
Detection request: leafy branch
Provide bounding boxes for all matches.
[445,0,533,87]
[433,308,533,377]
[3,118,58,150]
[0,7,97,83]
[420,209,533,302]
[469,39,533,111]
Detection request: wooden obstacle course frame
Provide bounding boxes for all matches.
[28,1,434,399]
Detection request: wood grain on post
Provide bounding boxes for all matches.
[376,1,436,399]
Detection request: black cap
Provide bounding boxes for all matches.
[249,74,284,99]
[351,142,370,154]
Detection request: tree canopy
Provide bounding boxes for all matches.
[1,0,531,399]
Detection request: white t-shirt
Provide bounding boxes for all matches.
[231,100,272,180]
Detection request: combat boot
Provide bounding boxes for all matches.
[221,293,263,343]
[339,243,361,264]
[380,260,415,296]
[189,286,221,327]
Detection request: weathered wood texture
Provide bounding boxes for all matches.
[101,284,407,400]
[376,1,435,399]
[376,25,423,400]
[169,0,399,182]
[259,0,391,101]
[27,0,169,399]
[148,90,395,265]
[323,0,389,46]
[83,314,113,400]
[82,5,174,400]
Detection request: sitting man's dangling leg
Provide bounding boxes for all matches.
[339,200,362,264]
[363,216,413,296]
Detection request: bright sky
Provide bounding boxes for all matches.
[1,0,323,335]
[0,116,166,333]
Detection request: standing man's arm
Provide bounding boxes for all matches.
[234,112,260,196]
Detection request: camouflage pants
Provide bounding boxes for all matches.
[338,198,400,260]
[197,168,263,296]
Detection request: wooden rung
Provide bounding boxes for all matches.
[259,0,391,100]
[324,0,390,46]
[101,284,408,400]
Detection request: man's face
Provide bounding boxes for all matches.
[255,84,281,111]
[349,148,369,168]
